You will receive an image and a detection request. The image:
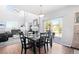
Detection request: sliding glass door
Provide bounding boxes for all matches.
[44,17,63,38]
[51,17,63,37]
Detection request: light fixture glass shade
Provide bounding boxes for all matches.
[39,14,45,18]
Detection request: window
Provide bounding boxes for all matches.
[6,21,19,29]
[44,17,63,37]
[44,20,52,32]
[51,17,63,37]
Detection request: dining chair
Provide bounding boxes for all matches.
[46,32,53,49]
[49,33,53,47]
[36,33,47,54]
[27,31,47,54]
[19,31,33,54]
[40,33,49,51]
[36,37,46,54]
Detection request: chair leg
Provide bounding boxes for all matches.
[39,47,40,54]
[21,47,23,54]
[24,48,27,54]
[47,39,49,51]
[24,45,27,54]
[38,40,40,54]
[47,43,48,51]
[50,38,52,47]
[44,44,46,53]
[32,43,37,54]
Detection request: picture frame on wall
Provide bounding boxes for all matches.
[75,12,79,23]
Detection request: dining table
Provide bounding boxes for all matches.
[26,32,52,54]
[26,34,40,54]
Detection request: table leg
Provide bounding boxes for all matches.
[50,37,52,47]
[33,42,37,54]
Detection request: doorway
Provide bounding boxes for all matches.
[51,17,63,38]
[44,17,63,38]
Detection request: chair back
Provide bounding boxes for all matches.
[19,31,26,45]
[40,33,48,38]
[47,30,53,40]
[36,33,47,47]
[40,33,48,42]
[27,32,34,38]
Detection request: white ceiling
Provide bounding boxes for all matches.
[8,5,67,15]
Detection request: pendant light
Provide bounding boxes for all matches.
[38,5,45,33]
[39,5,45,18]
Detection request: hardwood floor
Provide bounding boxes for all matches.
[0,43,76,54]
[0,44,21,54]
[48,43,74,54]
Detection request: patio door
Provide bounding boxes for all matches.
[51,17,63,38]
[44,17,63,38]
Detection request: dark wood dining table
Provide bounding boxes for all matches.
[26,36,40,54]
[26,32,53,54]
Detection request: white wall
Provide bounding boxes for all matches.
[21,12,38,34]
[45,6,79,47]
[0,6,38,33]
[0,6,22,32]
